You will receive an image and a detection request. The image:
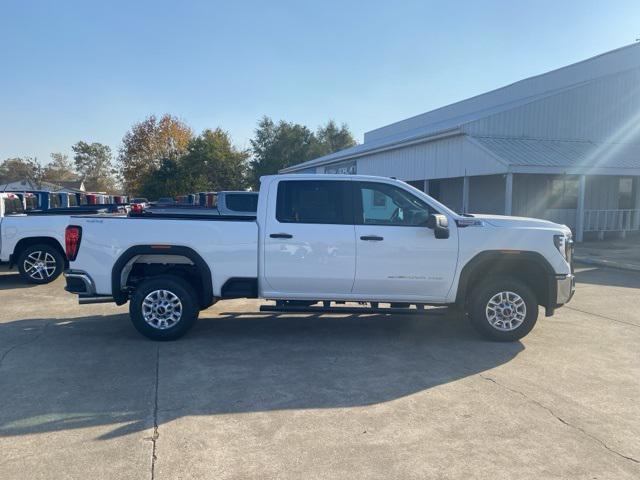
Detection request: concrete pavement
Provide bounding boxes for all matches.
[575,236,640,271]
[0,265,639,479]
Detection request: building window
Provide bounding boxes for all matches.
[547,177,579,209]
[372,190,387,207]
[324,161,356,175]
[619,177,633,209]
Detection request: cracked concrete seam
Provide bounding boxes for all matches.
[150,345,160,480]
[479,374,640,466]
[0,321,50,369]
[563,305,640,329]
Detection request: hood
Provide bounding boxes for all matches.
[468,214,571,233]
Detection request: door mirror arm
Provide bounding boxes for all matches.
[427,214,450,239]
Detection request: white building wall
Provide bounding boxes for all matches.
[352,135,506,181]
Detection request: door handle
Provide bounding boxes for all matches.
[270,233,293,239]
[360,235,384,241]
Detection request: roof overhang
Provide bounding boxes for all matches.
[509,165,640,176]
[282,127,464,173]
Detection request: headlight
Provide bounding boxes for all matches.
[553,234,567,258]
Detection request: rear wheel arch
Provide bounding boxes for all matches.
[111,245,214,309]
[12,236,67,267]
[455,251,555,311]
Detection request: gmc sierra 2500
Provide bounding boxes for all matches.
[64,174,575,341]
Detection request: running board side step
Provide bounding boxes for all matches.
[79,296,115,305]
[259,305,448,315]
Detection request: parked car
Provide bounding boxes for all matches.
[155,197,176,205]
[0,193,120,283]
[64,174,575,342]
[215,191,258,216]
[143,191,258,217]
[131,197,149,207]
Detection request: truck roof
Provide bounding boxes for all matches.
[260,173,404,182]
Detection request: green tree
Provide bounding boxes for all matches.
[43,153,77,184]
[118,114,193,195]
[249,117,317,188]
[0,156,43,186]
[139,128,248,198]
[314,120,357,157]
[72,141,116,192]
[248,117,357,187]
[181,128,248,192]
[138,157,187,200]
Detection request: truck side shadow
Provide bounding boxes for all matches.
[0,312,523,439]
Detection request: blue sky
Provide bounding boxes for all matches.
[1,0,639,164]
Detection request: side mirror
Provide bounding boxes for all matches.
[427,213,450,239]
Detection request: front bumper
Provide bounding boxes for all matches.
[556,273,576,305]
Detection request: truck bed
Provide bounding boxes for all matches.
[69,215,259,298]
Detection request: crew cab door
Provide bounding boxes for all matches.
[263,179,356,296]
[351,181,458,301]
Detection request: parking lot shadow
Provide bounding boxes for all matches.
[0,272,38,290]
[0,311,523,440]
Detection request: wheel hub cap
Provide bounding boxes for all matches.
[23,251,57,280]
[142,290,183,330]
[486,291,526,331]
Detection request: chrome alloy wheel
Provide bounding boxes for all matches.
[23,251,57,281]
[142,290,183,330]
[485,291,527,332]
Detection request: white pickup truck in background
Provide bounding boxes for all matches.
[0,193,118,283]
[64,174,575,342]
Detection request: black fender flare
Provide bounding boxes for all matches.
[454,250,557,313]
[111,245,214,308]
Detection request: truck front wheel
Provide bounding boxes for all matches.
[129,275,199,341]
[468,277,538,342]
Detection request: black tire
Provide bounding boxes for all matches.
[17,244,64,284]
[468,277,538,342]
[129,275,199,341]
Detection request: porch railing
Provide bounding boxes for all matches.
[583,209,640,232]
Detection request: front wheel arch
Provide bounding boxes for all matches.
[455,251,554,312]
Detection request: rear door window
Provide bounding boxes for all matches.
[276,180,352,224]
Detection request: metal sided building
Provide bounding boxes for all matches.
[282,44,640,241]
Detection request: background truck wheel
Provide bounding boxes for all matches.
[468,277,538,342]
[17,244,64,284]
[129,275,199,341]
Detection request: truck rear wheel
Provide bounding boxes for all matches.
[17,244,64,284]
[129,275,199,341]
[468,277,538,342]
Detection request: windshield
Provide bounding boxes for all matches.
[402,182,459,217]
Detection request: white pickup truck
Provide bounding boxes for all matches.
[64,174,575,342]
[0,193,118,283]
